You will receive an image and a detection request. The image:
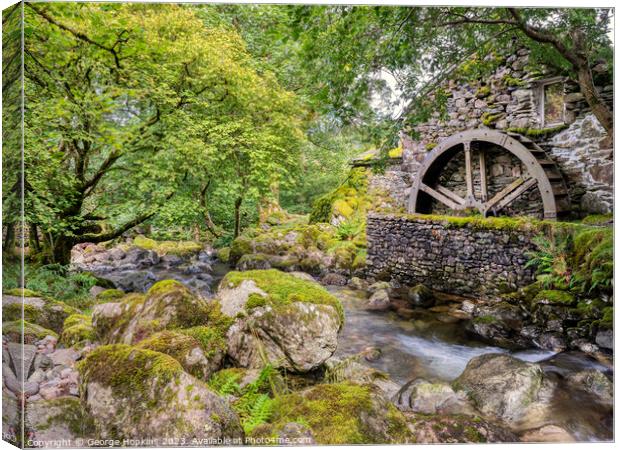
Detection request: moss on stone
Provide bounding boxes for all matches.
[425,142,437,151]
[388,146,403,158]
[533,290,576,306]
[3,320,58,343]
[506,124,568,138]
[475,86,491,98]
[78,344,184,397]
[230,236,254,262]
[581,214,613,225]
[352,250,367,270]
[481,112,504,126]
[222,269,344,326]
[253,383,411,444]
[4,288,39,297]
[61,314,96,347]
[502,74,527,87]
[95,289,125,302]
[473,315,498,325]
[217,247,231,263]
[133,235,203,256]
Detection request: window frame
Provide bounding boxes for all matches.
[537,77,566,128]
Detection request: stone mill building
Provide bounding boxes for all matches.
[357,48,613,219]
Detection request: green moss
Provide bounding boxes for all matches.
[253,383,411,444]
[39,397,96,436]
[502,74,526,87]
[424,142,437,151]
[61,314,96,347]
[598,307,613,330]
[230,236,254,262]
[352,250,367,270]
[472,315,497,325]
[387,146,403,158]
[309,167,370,224]
[222,269,344,326]
[533,290,576,306]
[506,124,568,138]
[475,86,491,98]
[217,247,231,263]
[2,303,40,323]
[133,236,203,256]
[481,112,504,126]
[179,326,227,358]
[78,344,183,397]
[95,289,125,302]
[4,288,39,297]
[3,320,58,343]
[333,199,354,218]
[581,214,613,225]
[208,368,246,394]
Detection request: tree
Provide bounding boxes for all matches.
[290,6,613,139]
[23,3,303,263]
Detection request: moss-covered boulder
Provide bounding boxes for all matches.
[136,327,226,380]
[78,344,243,441]
[2,291,79,334]
[217,270,342,372]
[60,314,96,348]
[251,382,413,444]
[92,280,224,345]
[26,397,95,445]
[95,288,125,302]
[453,354,555,429]
[3,320,58,344]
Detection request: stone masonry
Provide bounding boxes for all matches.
[366,213,537,299]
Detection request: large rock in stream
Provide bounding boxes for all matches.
[452,353,556,430]
[216,269,343,372]
[78,344,243,441]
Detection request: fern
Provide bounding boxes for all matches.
[241,394,274,434]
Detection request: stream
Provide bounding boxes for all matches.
[95,258,613,442]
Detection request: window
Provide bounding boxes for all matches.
[541,81,565,126]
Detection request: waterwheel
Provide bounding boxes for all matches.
[407,129,569,220]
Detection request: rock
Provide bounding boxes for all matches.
[396,379,476,416]
[89,285,107,298]
[565,370,613,407]
[365,289,391,311]
[368,281,391,293]
[79,344,243,441]
[453,353,555,428]
[360,346,382,362]
[595,329,613,350]
[236,253,272,271]
[26,397,95,446]
[100,269,157,293]
[407,285,434,307]
[289,272,317,283]
[3,320,59,345]
[50,349,80,368]
[520,425,575,442]
[323,357,398,398]
[227,302,340,372]
[2,394,19,442]
[274,422,316,445]
[348,276,368,290]
[2,291,79,333]
[136,328,226,380]
[92,280,217,345]
[251,383,413,444]
[321,273,348,286]
[219,270,343,372]
[407,414,518,443]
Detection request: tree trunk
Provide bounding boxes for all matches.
[577,65,613,139]
[3,223,16,255]
[233,196,243,238]
[50,235,75,265]
[29,223,41,253]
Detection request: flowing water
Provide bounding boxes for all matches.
[99,261,613,442]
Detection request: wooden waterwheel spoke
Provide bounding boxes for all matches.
[420,183,465,210]
[484,177,537,213]
[478,150,487,202]
[463,141,473,198]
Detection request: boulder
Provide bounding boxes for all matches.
[218,270,343,372]
[236,253,272,271]
[92,280,220,345]
[395,379,476,416]
[407,285,434,308]
[323,357,399,398]
[78,344,243,441]
[2,290,79,334]
[26,397,95,447]
[365,289,391,311]
[565,370,613,407]
[453,354,555,428]
[136,328,226,380]
[520,425,575,442]
[321,273,348,286]
[3,320,58,345]
[595,329,613,350]
[251,383,413,444]
[407,414,518,443]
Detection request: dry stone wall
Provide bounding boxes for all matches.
[366,213,537,299]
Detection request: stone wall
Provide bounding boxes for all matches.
[398,48,613,215]
[366,213,537,299]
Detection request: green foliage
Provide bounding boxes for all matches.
[525,234,573,290]
[3,263,99,309]
[309,167,370,224]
